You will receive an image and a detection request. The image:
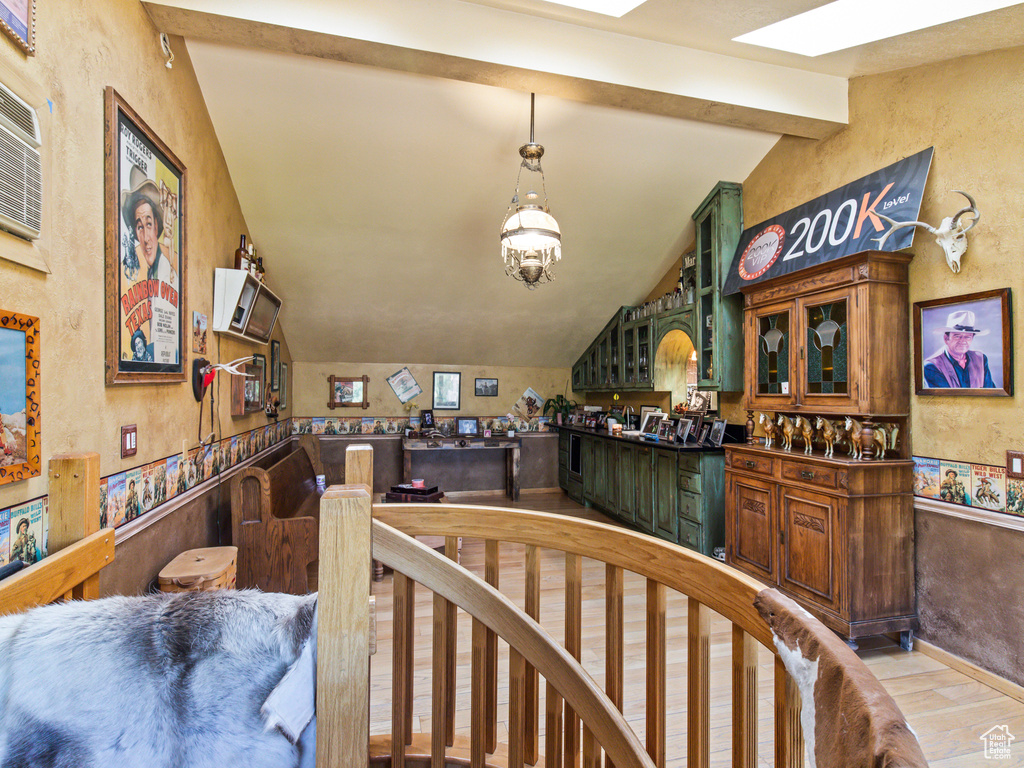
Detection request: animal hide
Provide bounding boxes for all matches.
[0,590,317,768]
[754,589,928,768]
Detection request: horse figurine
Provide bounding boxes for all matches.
[793,415,815,454]
[815,416,837,457]
[777,413,796,451]
[758,412,777,449]
[872,425,888,459]
[844,416,863,459]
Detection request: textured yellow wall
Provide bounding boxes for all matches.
[292,362,572,419]
[0,0,292,514]
[735,46,1024,465]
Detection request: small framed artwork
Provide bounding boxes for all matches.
[327,374,370,409]
[0,310,40,486]
[249,354,266,411]
[475,378,498,397]
[639,411,664,435]
[279,363,288,410]
[913,288,1012,396]
[687,412,704,441]
[0,0,35,55]
[698,424,711,444]
[456,417,479,437]
[105,88,187,385]
[387,366,422,404]
[421,409,434,429]
[270,339,281,391]
[433,371,461,410]
[657,419,675,441]
[709,418,727,447]
[192,311,207,355]
[675,418,693,443]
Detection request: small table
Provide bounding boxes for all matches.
[401,437,521,500]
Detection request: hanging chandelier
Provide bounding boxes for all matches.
[500,93,561,289]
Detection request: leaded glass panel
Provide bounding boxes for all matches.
[806,300,848,394]
[757,311,789,394]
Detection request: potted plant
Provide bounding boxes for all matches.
[543,394,577,425]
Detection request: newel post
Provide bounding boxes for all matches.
[47,452,101,552]
[317,443,374,768]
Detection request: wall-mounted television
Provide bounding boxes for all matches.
[212,268,282,344]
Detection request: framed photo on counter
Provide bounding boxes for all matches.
[709,418,727,447]
[675,417,693,443]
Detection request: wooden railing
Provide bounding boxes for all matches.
[317,444,929,768]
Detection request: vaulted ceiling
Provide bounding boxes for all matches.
[144,0,1024,368]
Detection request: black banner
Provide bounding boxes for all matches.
[723,147,933,295]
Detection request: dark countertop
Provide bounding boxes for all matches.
[550,423,731,453]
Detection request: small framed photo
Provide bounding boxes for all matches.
[709,418,727,447]
[657,420,675,441]
[640,411,664,435]
[913,288,1012,396]
[433,371,461,410]
[475,377,498,397]
[279,363,288,410]
[484,429,492,438]
[686,389,711,413]
[686,412,704,440]
[421,409,434,429]
[456,417,479,436]
[698,424,711,444]
[675,418,693,443]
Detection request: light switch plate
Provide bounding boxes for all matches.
[1007,450,1024,479]
[121,424,137,458]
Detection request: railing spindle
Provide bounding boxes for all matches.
[583,725,601,768]
[731,626,758,768]
[545,680,564,768]
[445,536,459,747]
[510,648,527,768]
[565,552,583,768]
[525,543,541,764]
[687,598,710,768]
[432,590,449,768]
[605,564,623,768]
[471,618,488,768]
[392,571,414,768]
[774,656,804,768]
[485,539,500,753]
[645,580,665,768]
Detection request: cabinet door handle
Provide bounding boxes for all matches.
[745,460,756,468]
[800,470,815,480]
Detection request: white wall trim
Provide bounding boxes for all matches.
[915,496,1024,533]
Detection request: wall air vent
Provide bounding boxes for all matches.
[0,80,40,240]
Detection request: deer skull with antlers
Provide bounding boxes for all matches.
[874,190,979,273]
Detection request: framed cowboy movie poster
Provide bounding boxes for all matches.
[104,87,187,384]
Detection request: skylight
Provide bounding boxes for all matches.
[733,0,1023,57]
[540,0,647,18]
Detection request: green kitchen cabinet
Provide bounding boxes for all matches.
[634,443,654,532]
[653,448,678,540]
[616,442,637,524]
[692,181,743,392]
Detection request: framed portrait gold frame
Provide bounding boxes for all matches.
[0,309,40,486]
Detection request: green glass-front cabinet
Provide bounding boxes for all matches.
[692,181,744,392]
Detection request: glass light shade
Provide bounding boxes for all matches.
[500,204,561,254]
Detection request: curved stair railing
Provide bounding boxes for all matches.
[316,444,929,768]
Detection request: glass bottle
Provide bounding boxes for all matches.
[234,234,248,271]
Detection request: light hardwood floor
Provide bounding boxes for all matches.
[369,489,1024,767]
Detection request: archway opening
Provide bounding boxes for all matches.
[653,329,698,410]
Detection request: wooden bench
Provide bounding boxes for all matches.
[230,435,325,594]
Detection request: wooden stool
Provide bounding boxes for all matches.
[158,546,238,592]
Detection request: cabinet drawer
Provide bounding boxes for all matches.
[678,453,700,474]
[678,518,702,552]
[678,489,701,523]
[729,451,774,477]
[781,459,837,490]
[678,469,701,494]
[567,476,583,503]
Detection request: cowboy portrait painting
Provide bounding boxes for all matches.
[105,89,187,384]
[914,289,1012,396]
